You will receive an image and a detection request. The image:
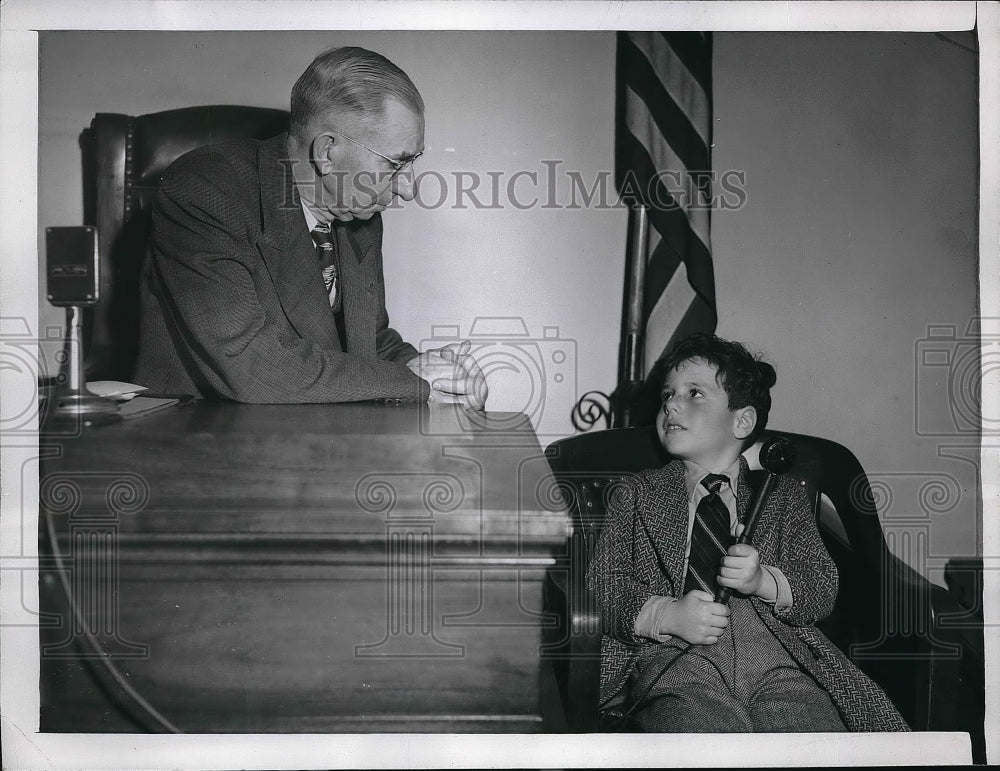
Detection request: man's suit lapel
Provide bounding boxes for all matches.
[637,461,690,596]
[255,134,341,349]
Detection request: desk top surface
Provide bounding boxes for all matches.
[40,401,570,541]
[44,399,540,438]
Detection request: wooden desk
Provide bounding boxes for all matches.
[38,402,572,733]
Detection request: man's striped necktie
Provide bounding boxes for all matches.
[684,473,734,595]
[310,225,341,312]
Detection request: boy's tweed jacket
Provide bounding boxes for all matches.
[586,457,910,732]
[134,134,429,403]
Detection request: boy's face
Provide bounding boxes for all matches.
[656,357,756,470]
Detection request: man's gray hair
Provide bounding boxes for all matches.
[290,46,424,139]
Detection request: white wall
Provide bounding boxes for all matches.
[38,30,981,582]
[712,31,980,588]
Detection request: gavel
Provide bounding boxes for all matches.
[714,435,796,605]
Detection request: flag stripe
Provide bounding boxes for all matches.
[666,295,716,355]
[642,240,681,327]
[662,32,713,98]
[629,33,710,146]
[616,30,715,384]
[619,36,710,175]
[646,209,713,318]
[618,130,714,304]
[644,224,714,334]
[643,260,696,371]
[624,85,711,247]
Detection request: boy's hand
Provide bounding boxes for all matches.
[718,543,764,596]
[661,590,730,645]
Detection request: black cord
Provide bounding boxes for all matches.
[44,510,183,734]
[602,640,695,731]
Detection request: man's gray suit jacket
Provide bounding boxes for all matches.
[134,133,429,403]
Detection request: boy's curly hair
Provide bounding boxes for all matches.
[659,333,777,446]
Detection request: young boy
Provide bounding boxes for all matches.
[587,333,909,732]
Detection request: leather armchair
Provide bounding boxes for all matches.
[82,106,289,380]
[542,427,972,734]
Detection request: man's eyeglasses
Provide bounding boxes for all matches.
[329,129,423,179]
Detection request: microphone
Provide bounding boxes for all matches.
[714,435,795,604]
[42,226,122,430]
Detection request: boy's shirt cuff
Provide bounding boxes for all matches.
[634,595,676,641]
[762,565,793,610]
[634,568,792,639]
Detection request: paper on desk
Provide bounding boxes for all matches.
[86,381,149,401]
[119,395,180,420]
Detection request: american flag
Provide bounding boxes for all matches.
[616,31,716,421]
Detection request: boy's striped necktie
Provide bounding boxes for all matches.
[684,473,734,595]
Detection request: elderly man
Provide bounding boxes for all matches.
[134,46,486,407]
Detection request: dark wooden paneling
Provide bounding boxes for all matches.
[39,402,572,733]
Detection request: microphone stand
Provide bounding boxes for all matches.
[42,305,122,431]
[714,435,796,604]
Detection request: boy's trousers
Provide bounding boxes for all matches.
[628,597,847,732]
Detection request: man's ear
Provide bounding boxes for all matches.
[310,133,335,175]
[733,406,757,441]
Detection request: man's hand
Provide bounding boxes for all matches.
[717,541,765,597]
[406,340,488,410]
[659,590,730,645]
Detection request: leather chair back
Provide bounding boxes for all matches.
[84,106,289,380]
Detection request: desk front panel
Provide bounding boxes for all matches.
[38,403,572,733]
